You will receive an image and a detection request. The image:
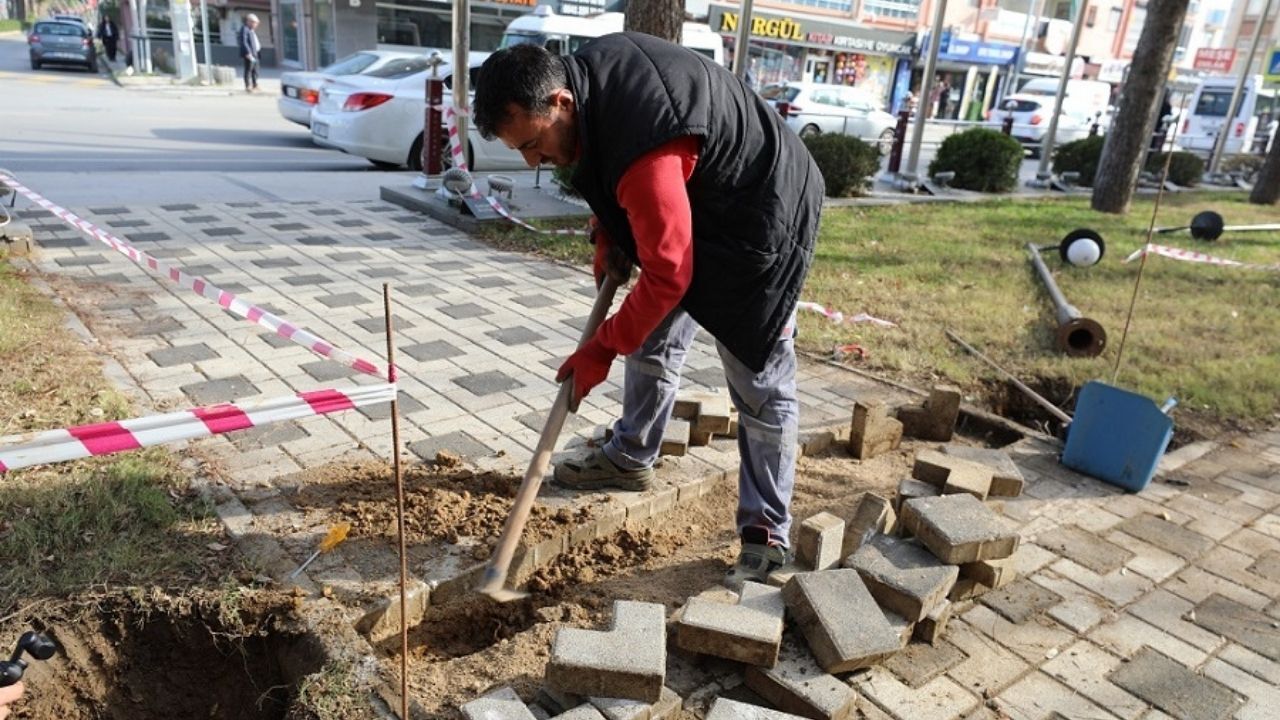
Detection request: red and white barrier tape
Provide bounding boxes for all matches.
[1124,243,1280,272]
[443,107,587,237]
[0,172,387,379]
[0,383,396,473]
[797,301,898,328]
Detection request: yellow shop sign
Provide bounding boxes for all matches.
[719,12,805,41]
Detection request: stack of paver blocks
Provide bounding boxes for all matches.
[896,385,962,442]
[600,390,736,458]
[459,433,1028,718]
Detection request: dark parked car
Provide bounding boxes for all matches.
[29,20,97,72]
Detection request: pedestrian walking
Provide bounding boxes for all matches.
[97,15,119,63]
[238,14,261,93]
[474,35,824,590]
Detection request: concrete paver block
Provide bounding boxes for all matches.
[0,222,33,257]
[660,420,690,457]
[940,444,1025,497]
[673,391,732,435]
[354,579,430,642]
[538,687,585,715]
[767,562,804,588]
[900,494,1020,564]
[893,478,939,515]
[949,577,993,601]
[462,686,538,720]
[913,599,953,645]
[547,600,666,703]
[676,582,785,667]
[743,635,856,720]
[960,556,1017,589]
[782,570,902,673]
[1108,647,1241,720]
[706,698,808,720]
[799,512,845,571]
[842,492,896,558]
[981,578,1063,624]
[913,449,995,500]
[897,385,962,441]
[1191,593,1280,661]
[589,687,681,720]
[848,401,903,460]
[1116,514,1214,561]
[883,638,967,689]
[846,534,958,621]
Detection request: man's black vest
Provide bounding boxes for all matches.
[563,32,824,373]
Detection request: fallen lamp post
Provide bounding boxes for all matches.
[1027,229,1107,358]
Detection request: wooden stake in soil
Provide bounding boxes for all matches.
[383,283,410,720]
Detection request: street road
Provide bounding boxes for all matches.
[0,33,415,205]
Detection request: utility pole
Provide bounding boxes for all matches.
[905,0,948,181]
[1208,0,1275,174]
[1037,0,1089,178]
[453,0,470,154]
[199,0,211,83]
[1002,0,1045,105]
[732,0,755,81]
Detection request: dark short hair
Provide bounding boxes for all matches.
[473,44,567,140]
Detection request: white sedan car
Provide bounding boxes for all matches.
[987,93,1093,157]
[278,50,426,128]
[309,53,527,172]
[760,81,897,150]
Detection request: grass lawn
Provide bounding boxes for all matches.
[0,259,230,613]
[478,190,1279,440]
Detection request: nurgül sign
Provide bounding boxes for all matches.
[0,172,387,379]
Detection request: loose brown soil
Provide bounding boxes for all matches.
[289,460,593,549]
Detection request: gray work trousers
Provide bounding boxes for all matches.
[601,307,799,546]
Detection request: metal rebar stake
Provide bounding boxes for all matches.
[383,283,409,720]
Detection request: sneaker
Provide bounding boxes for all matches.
[724,526,791,590]
[553,447,653,492]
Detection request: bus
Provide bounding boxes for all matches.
[499,6,726,67]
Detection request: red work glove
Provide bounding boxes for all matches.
[555,336,617,413]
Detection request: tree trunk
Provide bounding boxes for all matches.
[1249,135,1280,204]
[624,0,684,44]
[1090,0,1190,214]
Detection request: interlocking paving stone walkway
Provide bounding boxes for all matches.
[16,199,1280,720]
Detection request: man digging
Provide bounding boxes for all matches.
[473,35,824,589]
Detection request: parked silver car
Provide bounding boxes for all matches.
[761,82,896,149]
[28,20,96,72]
[278,50,426,128]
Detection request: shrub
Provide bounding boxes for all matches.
[0,19,22,33]
[1052,135,1105,187]
[1145,151,1204,187]
[1220,154,1266,184]
[802,133,880,197]
[928,128,1024,193]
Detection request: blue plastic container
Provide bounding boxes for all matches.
[1061,381,1175,493]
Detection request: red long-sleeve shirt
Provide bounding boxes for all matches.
[593,135,699,356]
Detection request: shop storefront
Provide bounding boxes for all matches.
[707,3,914,111]
[916,31,1018,121]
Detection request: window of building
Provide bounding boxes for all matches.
[861,0,921,22]
[1122,4,1146,55]
[1052,0,1071,19]
[1107,7,1122,32]
[1086,6,1097,26]
[789,0,855,12]
[1207,9,1226,25]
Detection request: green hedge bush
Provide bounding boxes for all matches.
[928,128,1023,193]
[803,133,880,197]
[0,20,23,33]
[1051,135,1105,187]
[552,164,580,198]
[1145,151,1204,187]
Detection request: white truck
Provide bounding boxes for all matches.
[1180,75,1277,156]
[500,6,726,67]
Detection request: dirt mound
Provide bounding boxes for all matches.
[289,461,592,545]
[527,527,686,595]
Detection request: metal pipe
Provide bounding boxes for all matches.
[945,330,1074,425]
[732,0,755,81]
[905,0,948,179]
[1037,0,1089,177]
[1026,242,1106,357]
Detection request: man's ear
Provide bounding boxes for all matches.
[550,88,575,112]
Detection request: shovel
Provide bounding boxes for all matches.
[476,275,620,602]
